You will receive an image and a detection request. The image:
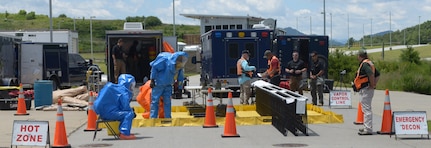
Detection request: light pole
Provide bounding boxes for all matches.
[419,16,421,45]
[310,16,312,35]
[404,27,406,45]
[296,16,309,34]
[49,0,53,43]
[73,17,80,31]
[370,18,373,47]
[73,17,76,31]
[173,0,176,37]
[90,16,96,60]
[323,0,326,36]
[58,19,64,29]
[347,14,350,48]
[330,13,332,48]
[362,24,365,47]
[389,11,392,50]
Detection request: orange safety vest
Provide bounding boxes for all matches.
[237,58,253,77]
[353,59,376,90]
[266,56,280,77]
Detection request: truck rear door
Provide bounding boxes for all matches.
[43,44,69,84]
[224,38,259,81]
[68,53,87,84]
[20,44,44,84]
[106,31,163,83]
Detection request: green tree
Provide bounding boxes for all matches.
[26,11,36,20]
[18,10,27,15]
[145,16,162,27]
[327,49,358,84]
[400,46,421,65]
[126,16,144,22]
[347,37,355,49]
[59,14,67,18]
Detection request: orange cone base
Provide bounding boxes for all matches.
[120,134,136,140]
[376,131,395,135]
[14,113,29,116]
[51,144,71,148]
[203,125,219,128]
[353,122,363,125]
[221,134,240,138]
[84,128,102,132]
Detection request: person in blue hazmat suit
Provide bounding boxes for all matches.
[149,51,188,118]
[93,74,137,140]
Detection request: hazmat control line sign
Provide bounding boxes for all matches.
[11,120,50,146]
[329,90,352,108]
[392,111,429,139]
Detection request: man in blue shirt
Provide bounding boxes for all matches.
[237,50,256,105]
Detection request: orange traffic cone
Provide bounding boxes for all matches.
[84,91,101,132]
[377,89,394,134]
[14,83,29,116]
[353,102,364,125]
[221,92,240,137]
[203,87,218,128]
[52,98,71,148]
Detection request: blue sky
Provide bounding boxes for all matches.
[1,0,430,41]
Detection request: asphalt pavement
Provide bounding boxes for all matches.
[1,75,431,148]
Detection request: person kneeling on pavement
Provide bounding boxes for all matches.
[94,74,137,140]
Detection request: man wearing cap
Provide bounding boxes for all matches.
[237,50,256,105]
[285,50,306,95]
[354,49,380,135]
[309,51,325,106]
[261,50,281,86]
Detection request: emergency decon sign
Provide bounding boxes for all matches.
[11,120,49,146]
[393,111,428,136]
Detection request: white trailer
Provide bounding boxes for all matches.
[0,30,79,53]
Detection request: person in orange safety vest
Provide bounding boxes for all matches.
[260,50,281,86]
[354,49,380,136]
[236,50,256,105]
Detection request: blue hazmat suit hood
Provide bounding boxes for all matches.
[118,74,136,98]
[94,74,135,115]
[150,52,188,86]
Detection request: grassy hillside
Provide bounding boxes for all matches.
[0,12,200,53]
[368,45,431,61]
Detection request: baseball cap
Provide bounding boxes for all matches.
[263,50,272,58]
[242,50,250,54]
[357,49,367,56]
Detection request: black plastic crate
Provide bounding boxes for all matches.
[0,98,32,110]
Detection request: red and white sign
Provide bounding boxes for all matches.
[393,111,428,135]
[11,120,49,146]
[329,90,351,108]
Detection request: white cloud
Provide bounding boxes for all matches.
[0,0,429,40]
[294,9,311,16]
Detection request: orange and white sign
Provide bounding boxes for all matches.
[11,120,49,146]
[393,111,428,135]
[329,90,351,108]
